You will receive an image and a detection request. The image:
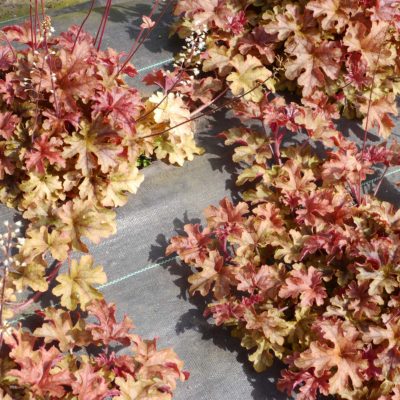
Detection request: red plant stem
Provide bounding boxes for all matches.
[32,21,59,140]
[190,88,229,117]
[94,5,107,45]
[68,250,71,274]
[96,0,113,51]
[262,120,282,165]
[0,32,16,61]
[73,0,96,52]
[116,0,167,76]
[34,0,39,49]
[40,0,45,19]
[41,29,60,116]
[141,77,272,139]
[358,23,391,202]
[95,10,106,45]
[273,127,283,166]
[137,48,197,123]
[360,24,392,155]
[95,0,112,48]
[29,1,34,48]
[374,165,389,196]
[0,224,12,350]
[31,53,48,142]
[127,0,172,61]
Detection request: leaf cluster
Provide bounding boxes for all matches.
[1,295,188,399]
[0,21,202,272]
[168,93,400,399]
[173,0,400,135]
[0,17,192,399]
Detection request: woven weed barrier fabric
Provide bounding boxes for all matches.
[2,2,400,399]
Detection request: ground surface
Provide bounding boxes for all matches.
[1,1,400,399]
[0,0,133,22]
[0,0,85,22]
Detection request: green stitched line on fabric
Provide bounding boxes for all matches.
[363,167,400,186]
[7,165,400,326]
[97,255,178,289]
[137,58,174,74]
[9,255,178,325]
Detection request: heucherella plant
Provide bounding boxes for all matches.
[0,1,194,397]
[172,0,400,136]
[168,91,400,399]
[0,10,203,256]
[0,222,188,399]
[0,0,210,320]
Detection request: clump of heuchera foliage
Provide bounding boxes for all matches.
[0,221,188,399]
[0,0,204,322]
[173,0,400,137]
[0,2,191,396]
[168,92,400,399]
[0,17,201,261]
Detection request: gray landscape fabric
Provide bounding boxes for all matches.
[1,1,400,399]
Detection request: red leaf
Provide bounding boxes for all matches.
[227,10,247,35]
[375,0,400,28]
[166,224,211,264]
[0,46,13,70]
[25,135,66,174]
[0,111,19,139]
[295,319,367,394]
[142,69,180,92]
[95,351,136,378]
[204,197,248,233]
[2,23,32,44]
[9,346,72,398]
[92,87,142,133]
[279,266,327,307]
[71,363,110,400]
[86,299,134,346]
[278,369,330,400]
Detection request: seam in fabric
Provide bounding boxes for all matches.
[362,167,400,186]
[6,169,400,326]
[97,255,178,289]
[9,255,178,325]
[137,58,174,74]
[7,168,400,325]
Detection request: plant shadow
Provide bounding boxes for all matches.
[93,0,180,55]
[148,216,288,400]
[372,175,400,204]
[196,110,246,203]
